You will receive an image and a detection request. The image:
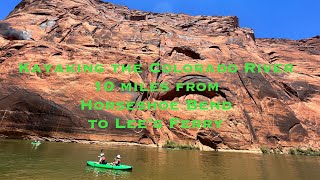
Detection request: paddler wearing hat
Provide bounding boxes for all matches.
[111,155,121,166]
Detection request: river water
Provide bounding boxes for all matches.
[0,139,319,180]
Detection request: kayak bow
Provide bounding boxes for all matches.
[86,161,133,170]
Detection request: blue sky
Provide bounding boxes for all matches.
[0,0,319,40]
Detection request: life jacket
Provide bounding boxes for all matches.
[116,159,121,165]
[100,157,106,164]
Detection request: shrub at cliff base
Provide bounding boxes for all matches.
[289,148,320,156]
[162,140,199,150]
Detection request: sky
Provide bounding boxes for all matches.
[0,0,319,40]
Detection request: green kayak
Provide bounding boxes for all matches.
[86,161,132,170]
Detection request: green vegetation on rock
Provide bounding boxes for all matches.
[288,148,320,156]
[260,146,320,156]
[162,140,199,150]
[260,147,271,154]
[260,146,282,154]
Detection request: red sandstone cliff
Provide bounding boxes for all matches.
[0,0,319,150]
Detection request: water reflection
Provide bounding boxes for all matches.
[32,143,41,150]
[85,166,131,179]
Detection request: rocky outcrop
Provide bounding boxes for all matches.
[0,0,319,150]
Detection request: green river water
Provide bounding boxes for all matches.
[0,139,319,180]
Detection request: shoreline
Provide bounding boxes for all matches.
[1,135,262,154]
[2,136,319,156]
[217,149,262,154]
[32,136,160,148]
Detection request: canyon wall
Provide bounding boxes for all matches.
[0,0,319,150]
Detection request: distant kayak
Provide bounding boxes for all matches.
[31,142,41,145]
[86,161,132,170]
